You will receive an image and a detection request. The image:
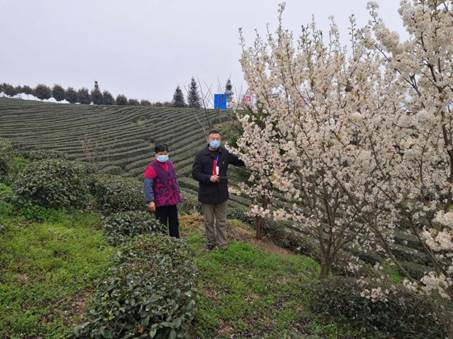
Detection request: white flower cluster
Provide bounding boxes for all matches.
[360,286,389,303]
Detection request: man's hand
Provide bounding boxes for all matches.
[147,201,156,212]
[210,175,220,183]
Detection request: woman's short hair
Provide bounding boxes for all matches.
[154,143,169,153]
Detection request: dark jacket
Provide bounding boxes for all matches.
[192,145,245,204]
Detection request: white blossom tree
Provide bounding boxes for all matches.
[235,4,400,278]
[236,0,453,296]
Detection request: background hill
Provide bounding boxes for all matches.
[0,97,248,208]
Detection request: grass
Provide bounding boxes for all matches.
[181,216,358,338]
[0,210,113,338]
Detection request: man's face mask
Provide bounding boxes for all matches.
[209,139,221,149]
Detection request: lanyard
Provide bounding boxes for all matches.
[213,154,221,175]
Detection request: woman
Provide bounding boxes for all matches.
[143,144,182,238]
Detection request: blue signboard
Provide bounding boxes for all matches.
[214,94,227,110]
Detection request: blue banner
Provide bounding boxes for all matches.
[214,94,227,110]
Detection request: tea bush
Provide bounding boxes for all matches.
[0,183,14,220]
[89,174,144,214]
[0,138,15,182]
[102,211,167,245]
[20,149,69,161]
[227,207,254,224]
[13,159,90,209]
[74,234,197,339]
[178,191,200,215]
[308,276,445,338]
[263,220,318,257]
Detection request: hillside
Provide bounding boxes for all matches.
[0,202,360,338]
[0,98,248,208]
[0,100,447,338]
[0,98,220,179]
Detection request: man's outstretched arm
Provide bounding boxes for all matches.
[228,151,245,167]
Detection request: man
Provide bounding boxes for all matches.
[192,130,245,249]
[144,143,182,238]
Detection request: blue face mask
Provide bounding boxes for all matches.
[156,154,169,163]
[209,140,221,149]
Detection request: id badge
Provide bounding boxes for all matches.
[216,166,220,176]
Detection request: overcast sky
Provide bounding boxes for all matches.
[0,0,404,103]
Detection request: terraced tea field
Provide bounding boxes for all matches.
[0,98,248,207]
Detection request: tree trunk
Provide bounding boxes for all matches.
[255,198,269,240]
[319,258,331,279]
[255,215,265,240]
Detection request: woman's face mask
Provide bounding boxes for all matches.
[156,154,169,163]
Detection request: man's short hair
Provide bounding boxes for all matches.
[208,129,221,136]
[154,143,169,153]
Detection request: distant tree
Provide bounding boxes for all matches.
[116,94,128,105]
[65,87,78,104]
[34,84,52,100]
[188,77,201,108]
[1,83,18,96]
[77,88,91,104]
[153,101,173,107]
[128,98,139,105]
[172,86,186,107]
[52,84,66,101]
[102,90,115,105]
[91,81,103,105]
[21,85,33,95]
[14,85,25,94]
[140,99,151,106]
[225,79,233,102]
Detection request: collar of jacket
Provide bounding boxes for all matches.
[203,145,224,155]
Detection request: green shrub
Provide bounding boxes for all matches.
[0,182,13,199]
[263,220,317,256]
[308,276,445,338]
[227,208,254,224]
[0,138,15,182]
[74,234,197,339]
[178,192,200,215]
[0,183,13,219]
[102,211,167,245]
[0,201,13,219]
[11,156,28,176]
[13,159,90,209]
[18,203,48,222]
[13,201,61,222]
[20,149,69,161]
[89,174,144,214]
